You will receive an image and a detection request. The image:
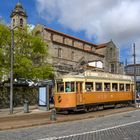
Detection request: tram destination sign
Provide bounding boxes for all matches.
[84,71,133,81]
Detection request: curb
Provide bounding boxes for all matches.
[0,107,137,131]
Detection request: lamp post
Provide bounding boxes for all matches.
[10,26,18,114]
[133,43,137,107]
[9,28,14,114]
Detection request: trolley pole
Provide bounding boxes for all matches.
[133,43,137,107]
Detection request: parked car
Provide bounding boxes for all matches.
[3,78,29,87]
[26,79,35,87]
[3,78,41,87]
[14,78,29,86]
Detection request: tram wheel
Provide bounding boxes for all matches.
[84,107,90,113]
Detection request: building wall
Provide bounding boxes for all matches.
[96,41,124,74]
[33,24,124,76]
[49,36,103,76]
[125,64,140,76]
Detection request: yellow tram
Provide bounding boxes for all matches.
[54,71,134,112]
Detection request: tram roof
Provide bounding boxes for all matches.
[58,70,134,81]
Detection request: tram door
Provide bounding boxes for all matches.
[76,82,83,104]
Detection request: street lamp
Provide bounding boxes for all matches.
[133,43,137,107]
[9,26,18,114]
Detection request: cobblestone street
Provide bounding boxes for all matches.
[47,121,140,140]
[0,108,140,140]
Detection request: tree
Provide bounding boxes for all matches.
[0,24,54,81]
[0,23,11,81]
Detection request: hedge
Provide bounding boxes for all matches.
[0,86,38,109]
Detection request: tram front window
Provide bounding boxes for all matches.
[57,82,64,92]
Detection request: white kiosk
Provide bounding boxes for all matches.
[38,80,54,111]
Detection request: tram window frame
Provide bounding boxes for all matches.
[95,82,102,91]
[104,83,110,91]
[112,83,118,91]
[119,83,124,91]
[57,82,64,92]
[126,84,130,91]
[85,82,93,92]
[65,82,75,92]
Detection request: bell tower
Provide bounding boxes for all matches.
[10,2,27,28]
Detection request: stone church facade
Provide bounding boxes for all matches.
[96,41,124,74]
[10,2,124,77]
[33,25,124,76]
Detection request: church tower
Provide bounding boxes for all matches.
[10,2,27,28]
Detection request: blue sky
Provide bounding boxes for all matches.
[1,0,140,64]
[0,0,89,42]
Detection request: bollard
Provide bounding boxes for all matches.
[50,109,57,121]
[24,100,29,113]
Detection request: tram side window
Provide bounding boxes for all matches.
[65,82,75,92]
[57,82,64,92]
[85,82,93,92]
[112,83,118,91]
[104,83,110,91]
[126,84,130,91]
[131,84,134,92]
[119,84,124,91]
[96,82,102,91]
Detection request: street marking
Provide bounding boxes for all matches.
[38,120,140,140]
[38,137,57,140]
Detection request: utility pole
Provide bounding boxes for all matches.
[10,28,14,114]
[133,43,137,107]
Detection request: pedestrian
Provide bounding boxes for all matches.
[66,86,71,92]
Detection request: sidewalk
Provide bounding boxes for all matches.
[0,106,137,131]
[0,105,36,116]
[0,105,55,131]
[0,104,55,116]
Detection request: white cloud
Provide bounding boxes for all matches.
[36,0,140,63]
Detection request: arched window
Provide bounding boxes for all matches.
[71,51,74,60]
[20,18,23,27]
[35,31,41,36]
[109,48,113,58]
[58,48,62,58]
[111,63,115,73]
[13,19,15,26]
